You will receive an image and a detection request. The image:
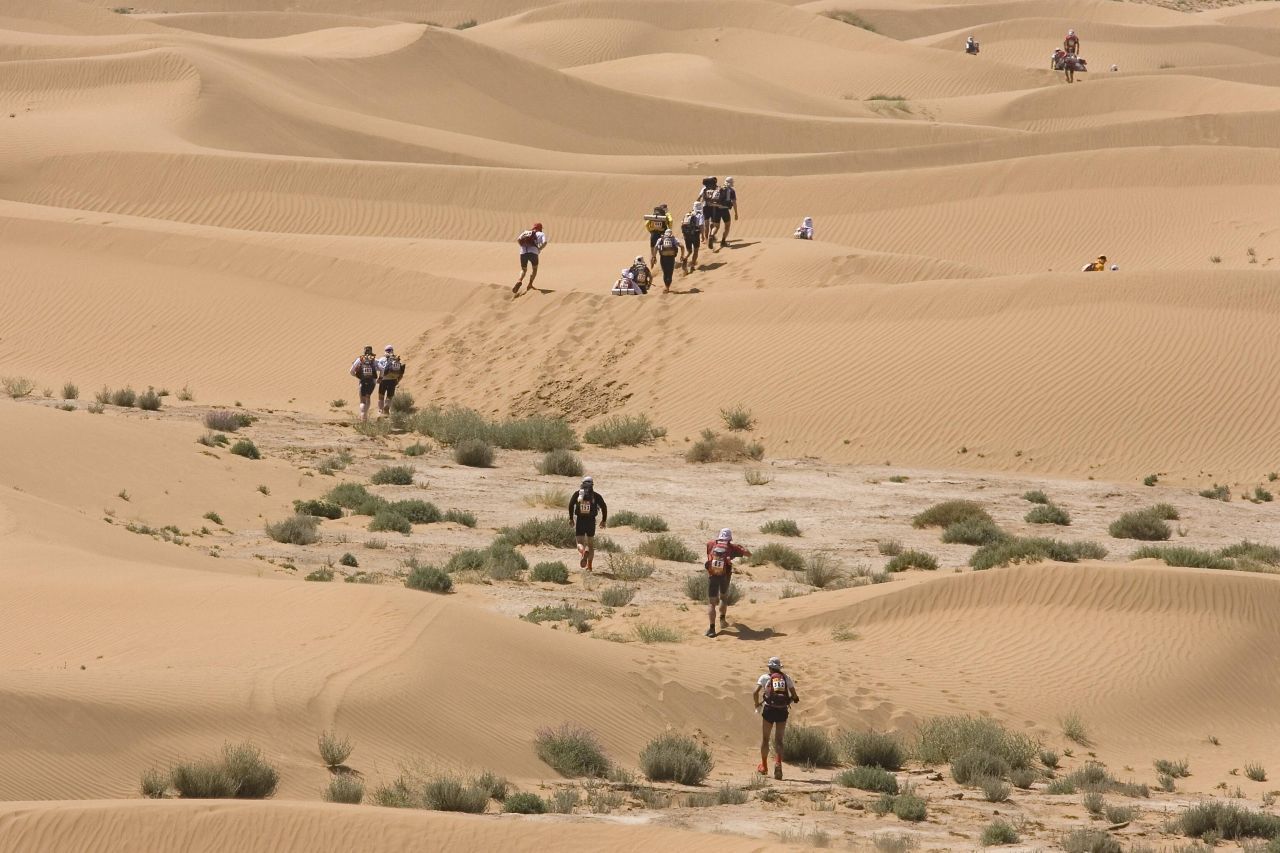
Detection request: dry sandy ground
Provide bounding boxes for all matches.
[2,0,1280,850]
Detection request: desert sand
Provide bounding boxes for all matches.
[1,0,1279,850]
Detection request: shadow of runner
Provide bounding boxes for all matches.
[728,622,786,641]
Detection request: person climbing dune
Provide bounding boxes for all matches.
[513,222,548,294]
[753,656,800,780]
[568,476,607,572]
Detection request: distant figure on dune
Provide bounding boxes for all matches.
[629,255,653,293]
[681,203,705,271]
[753,656,800,780]
[376,344,405,415]
[1064,28,1080,56]
[697,177,719,245]
[1081,254,1108,272]
[1052,48,1086,83]
[612,267,643,295]
[965,35,980,55]
[715,177,739,247]
[645,204,672,267]
[568,476,607,572]
[654,229,686,293]
[705,528,749,637]
[512,222,548,295]
[349,345,379,422]
[794,216,814,240]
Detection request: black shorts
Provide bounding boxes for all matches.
[378,379,398,397]
[762,705,789,724]
[707,572,732,599]
[574,518,597,537]
[358,379,376,397]
[659,255,677,284]
[520,252,539,269]
[649,231,663,249]
[682,231,701,250]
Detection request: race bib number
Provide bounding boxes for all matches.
[578,500,592,514]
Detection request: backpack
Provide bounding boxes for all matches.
[706,542,732,576]
[711,186,729,207]
[383,354,405,379]
[681,213,700,240]
[763,670,791,708]
[632,264,651,284]
[357,355,377,379]
[658,235,679,257]
[517,230,539,249]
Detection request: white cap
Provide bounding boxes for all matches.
[635,256,644,264]
[1110,264,1118,271]
[583,476,593,484]
[384,344,394,352]
[664,229,673,237]
[725,177,734,186]
[694,201,704,211]
[767,656,782,669]
[718,528,732,541]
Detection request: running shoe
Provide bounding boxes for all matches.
[756,762,767,775]
[719,615,728,629]
[773,763,783,780]
[512,281,523,294]
[705,626,716,638]
[580,555,588,568]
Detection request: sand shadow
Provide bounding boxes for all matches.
[718,240,760,250]
[513,286,552,297]
[727,622,785,641]
[665,287,702,296]
[695,262,727,272]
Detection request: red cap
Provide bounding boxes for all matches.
[533,222,543,231]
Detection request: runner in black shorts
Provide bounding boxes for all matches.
[753,656,800,779]
[680,204,703,272]
[348,345,380,422]
[567,476,608,572]
[704,528,749,637]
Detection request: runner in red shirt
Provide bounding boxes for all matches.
[705,528,750,637]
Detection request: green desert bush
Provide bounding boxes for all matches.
[913,500,992,529]
[783,726,840,768]
[317,730,352,769]
[368,509,411,535]
[840,730,905,770]
[951,749,1011,785]
[1130,545,1231,569]
[891,787,928,821]
[835,765,898,794]
[484,542,528,580]
[326,483,375,510]
[204,410,253,432]
[420,776,490,813]
[530,561,570,583]
[609,510,668,532]
[1219,541,1280,566]
[632,622,681,643]
[403,442,428,456]
[221,742,280,799]
[503,792,548,813]
[473,770,508,801]
[537,449,583,477]
[1200,483,1232,502]
[292,499,343,520]
[1082,790,1106,816]
[1154,757,1190,778]
[405,562,452,593]
[140,768,168,798]
[1109,509,1171,540]
[885,549,937,572]
[339,552,358,568]
[305,567,334,582]
[747,543,805,572]
[1246,763,1267,782]
[265,514,320,545]
[370,465,414,485]
[170,760,238,798]
[599,584,637,607]
[499,517,575,548]
[942,517,1008,545]
[524,603,596,627]
[1023,490,1050,504]
[1179,801,1280,840]
[636,534,699,563]
[981,776,1011,802]
[535,725,610,777]
[639,732,713,784]
[878,539,903,556]
[981,819,1020,846]
[685,429,764,463]
[453,438,494,467]
[584,414,659,447]
[0,376,35,398]
[61,382,79,400]
[1061,829,1121,853]
[1026,503,1071,525]
[916,715,1036,769]
[1061,712,1090,746]
[110,386,137,407]
[443,508,476,527]
[489,415,576,452]
[324,774,364,804]
[1040,749,1060,769]
[760,519,801,537]
[720,405,755,431]
[1010,766,1036,789]
[138,387,162,411]
[607,552,656,580]
[970,537,1107,570]
[445,548,487,574]
[229,439,261,460]
[387,499,440,524]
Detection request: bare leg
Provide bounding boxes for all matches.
[707,594,719,629]
[526,262,539,292]
[358,395,370,421]
[774,719,787,777]
[760,719,772,769]
[584,537,594,571]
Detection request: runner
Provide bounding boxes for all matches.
[717,177,739,246]
[348,345,380,422]
[753,656,800,780]
[705,527,749,637]
[654,229,686,293]
[1081,254,1107,272]
[375,344,406,415]
[699,178,721,248]
[1064,29,1080,56]
[645,204,672,267]
[567,476,608,572]
[512,222,548,295]
[680,204,704,272]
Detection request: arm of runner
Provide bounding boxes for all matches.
[752,683,763,709]
[597,494,607,527]
[567,494,576,523]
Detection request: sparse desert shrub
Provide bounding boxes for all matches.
[305,567,334,582]
[204,410,253,432]
[1040,749,1060,769]
[942,517,1008,545]
[484,542,528,581]
[1143,473,1160,487]
[1254,486,1274,503]
[503,791,548,813]
[170,760,238,798]
[326,482,374,510]
[537,449,583,477]
[599,584,637,607]
[970,537,1106,570]
[61,382,79,400]
[368,509,411,535]
[325,774,364,804]
[499,517,575,548]
[524,603,596,628]
[840,730,905,770]
[1010,766,1036,789]
[885,549,937,572]
[609,510,668,532]
[1061,829,1121,853]
[913,500,992,529]
[916,715,1037,769]
[760,519,801,537]
[140,768,168,798]
[824,8,876,31]
[370,465,414,485]
[1026,503,1071,525]
[1023,490,1050,504]
[489,415,577,452]
[1061,712,1091,745]
[607,552,656,580]
[265,514,320,545]
[109,387,137,407]
[1219,541,1280,566]
[1157,773,1175,792]
[405,563,452,593]
[453,438,494,467]
[685,428,764,463]
[473,770,508,801]
[639,732,713,785]
[1154,758,1190,778]
[981,819,1020,846]
[981,776,1012,802]
[636,534,698,563]
[420,776,490,813]
[443,508,476,527]
[802,553,844,587]
[1082,790,1106,816]
[951,749,1011,785]
[403,442,428,457]
[1131,545,1231,569]
[138,388,162,411]
[878,539,903,556]
[444,548,486,574]
[339,553,358,567]
[87,402,105,414]
[221,742,280,799]
[293,499,343,520]
[836,765,899,793]
[633,622,681,643]
[535,724,610,777]
[891,786,928,821]
[317,730,352,769]
[1246,763,1268,782]
[1105,803,1137,823]
[387,499,440,524]
[1150,503,1180,519]
[2,376,37,398]
[203,511,223,525]
[744,468,772,486]
[748,543,805,572]
[530,561,570,583]
[783,726,840,768]
[1199,483,1231,502]
[584,414,659,447]
[720,405,755,431]
[229,439,260,460]
[716,782,748,805]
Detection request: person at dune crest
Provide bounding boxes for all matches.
[568,476,607,572]
[794,217,814,240]
[375,344,405,415]
[1082,254,1108,272]
[716,177,739,247]
[512,222,548,295]
[349,345,380,422]
[681,203,704,271]
[697,177,719,245]
[654,229,686,293]
[965,35,979,55]
[753,656,799,780]
[1064,29,1080,56]
[645,204,672,267]
[705,528,749,637]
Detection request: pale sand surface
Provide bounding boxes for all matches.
[1,0,1279,850]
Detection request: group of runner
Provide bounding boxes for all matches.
[347,345,406,421]
[626,175,740,294]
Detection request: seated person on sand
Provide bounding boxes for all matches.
[1081,254,1108,272]
[794,217,814,240]
[628,256,653,293]
[965,36,979,55]
[612,268,643,295]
